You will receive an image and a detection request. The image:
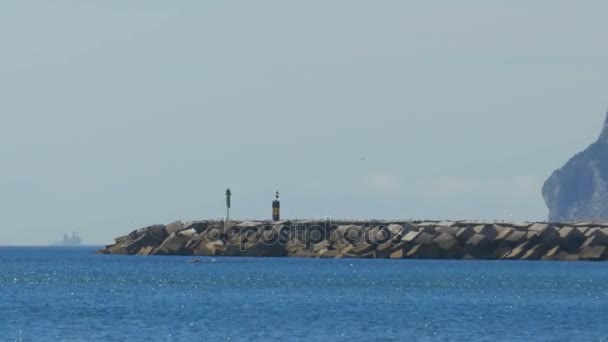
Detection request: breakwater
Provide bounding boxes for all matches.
[99,220,608,261]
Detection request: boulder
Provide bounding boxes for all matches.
[154,233,190,255]
[558,226,586,251]
[390,248,405,259]
[209,221,230,235]
[536,226,560,248]
[401,222,418,234]
[580,246,608,261]
[183,220,209,233]
[520,244,547,260]
[455,227,476,243]
[369,226,391,245]
[114,234,131,245]
[581,230,608,249]
[433,233,455,246]
[334,225,364,245]
[437,221,457,228]
[406,244,440,259]
[178,228,198,238]
[242,240,287,257]
[433,233,462,258]
[414,232,435,246]
[542,246,562,260]
[315,247,329,257]
[465,234,491,257]
[387,224,405,237]
[417,225,437,235]
[330,235,351,251]
[304,224,329,246]
[525,231,542,246]
[386,224,412,243]
[375,241,394,258]
[559,253,581,261]
[351,241,375,256]
[584,227,599,237]
[165,221,184,235]
[123,230,165,254]
[321,249,343,258]
[388,242,407,259]
[504,230,527,246]
[286,241,308,257]
[137,246,155,256]
[259,225,285,245]
[288,248,316,258]
[313,240,330,253]
[359,251,377,259]
[102,244,127,255]
[330,226,349,248]
[528,223,549,233]
[473,225,498,239]
[340,244,355,255]
[402,231,421,244]
[435,225,457,236]
[492,244,514,259]
[494,227,515,242]
[510,222,532,229]
[144,225,169,240]
[502,241,531,260]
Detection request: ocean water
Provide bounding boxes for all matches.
[2,248,608,341]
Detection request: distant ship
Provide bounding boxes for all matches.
[54,232,83,246]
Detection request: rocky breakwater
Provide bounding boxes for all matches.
[99,220,608,261]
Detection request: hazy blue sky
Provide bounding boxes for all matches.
[1,1,607,245]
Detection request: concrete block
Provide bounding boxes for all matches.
[580,246,608,261]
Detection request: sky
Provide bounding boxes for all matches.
[0,1,607,245]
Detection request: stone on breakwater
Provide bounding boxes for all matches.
[521,244,547,260]
[165,221,184,235]
[501,241,531,260]
[455,227,476,243]
[504,230,527,246]
[465,234,493,258]
[580,246,608,261]
[415,232,435,246]
[154,233,189,255]
[433,233,462,258]
[558,227,586,251]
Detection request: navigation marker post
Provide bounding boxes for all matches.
[225,188,232,222]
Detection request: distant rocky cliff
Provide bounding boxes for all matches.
[543,112,608,223]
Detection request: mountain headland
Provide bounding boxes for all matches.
[543,112,608,222]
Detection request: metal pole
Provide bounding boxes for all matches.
[225,188,232,222]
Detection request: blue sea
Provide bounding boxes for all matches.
[2,247,608,341]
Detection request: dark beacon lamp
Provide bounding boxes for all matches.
[272,191,280,221]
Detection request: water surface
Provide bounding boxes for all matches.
[2,247,608,341]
